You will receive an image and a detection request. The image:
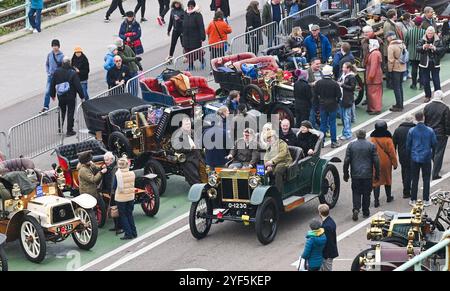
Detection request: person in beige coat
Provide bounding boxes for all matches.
[387,32,407,112]
[264,130,293,193]
[78,151,106,199]
[115,156,137,240]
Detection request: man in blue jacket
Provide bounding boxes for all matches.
[303,24,332,63]
[407,111,437,207]
[318,204,338,271]
[42,39,64,113]
[119,11,144,55]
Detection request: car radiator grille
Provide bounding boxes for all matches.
[52,203,75,224]
[220,178,250,202]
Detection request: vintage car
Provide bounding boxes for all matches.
[0,170,98,263]
[55,140,160,227]
[188,131,341,245]
[0,233,6,271]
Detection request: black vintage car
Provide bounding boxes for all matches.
[0,233,7,271]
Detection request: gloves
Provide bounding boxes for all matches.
[343,173,349,182]
[138,64,143,71]
[135,56,142,62]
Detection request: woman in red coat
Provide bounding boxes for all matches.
[366,39,383,115]
[370,121,398,208]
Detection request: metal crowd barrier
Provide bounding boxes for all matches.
[172,40,229,80]
[279,4,318,36]
[0,131,8,159]
[125,61,174,98]
[7,107,63,159]
[230,21,280,56]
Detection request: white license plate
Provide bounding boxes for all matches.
[227,203,247,209]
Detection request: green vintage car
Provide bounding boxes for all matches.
[188,131,341,245]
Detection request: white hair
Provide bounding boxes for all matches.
[426,26,436,34]
[104,151,116,162]
[362,25,373,33]
[423,6,434,14]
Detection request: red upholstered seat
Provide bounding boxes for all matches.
[211,53,256,71]
[189,76,216,102]
[162,80,192,107]
[141,78,163,92]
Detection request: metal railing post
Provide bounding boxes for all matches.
[316,0,321,17]
[70,0,80,14]
[25,0,31,30]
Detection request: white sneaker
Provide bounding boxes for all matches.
[409,200,416,206]
[27,27,34,31]
[33,29,39,33]
[423,200,431,207]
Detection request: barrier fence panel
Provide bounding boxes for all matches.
[172,41,228,80]
[125,61,174,98]
[0,131,7,159]
[230,22,280,56]
[7,107,63,159]
[280,4,318,36]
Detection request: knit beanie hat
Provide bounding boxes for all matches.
[300,120,313,129]
[114,38,124,48]
[309,219,322,230]
[108,44,117,53]
[187,0,196,7]
[78,151,93,165]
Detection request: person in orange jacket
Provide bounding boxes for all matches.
[206,10,232,59]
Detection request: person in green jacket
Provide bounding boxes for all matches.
[78,151,106,200]
[114,38,143,96]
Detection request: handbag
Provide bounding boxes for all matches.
[109,205,119,218]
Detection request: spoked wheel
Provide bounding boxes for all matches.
[72,208,98,250]
[319,164,340,209]
[354,74,365,105]
[20,216,47,263]
[140,180,160,217]
[351,248,375,271]
[270,103,294,125]
[144,159,167,195]
[0,246,8,271]
[108,131,132,158]
[95,197,107,228]
[189,197,213,239]
[243,84,266,111]
[255,197,279,245]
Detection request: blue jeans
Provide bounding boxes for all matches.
[117,200,137,238]
[287,56,307,66]
[44,75,52,109]
[341,107,352,139]
[28,8,42,32]
[351,103,356,123]
[309,106,319,129]
[320,109,337,143]
[421,66,441,98]
[80,81,89,100]
[391,71,404,108]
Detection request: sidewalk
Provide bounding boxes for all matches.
[0,0,248,111]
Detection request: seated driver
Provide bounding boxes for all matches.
[226,128,259,169]
[296,120,320,156]
[264,130,293,193]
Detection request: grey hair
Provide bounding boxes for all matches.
[403,115,415,123]
[356,129,366,139]
[217,106,229,117]
[426,26,436,34]
[104,151,116,162]
[362,25,373,33]
[423,6,434,14]
[62,56,71,64]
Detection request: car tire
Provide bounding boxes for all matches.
[0,246,8,271]
[243,84,266,111]
[108,131,132,158]
[255,197,279,245]
[354,74,365,105]
[140,180,160,217]
[72,208,98,251]
[351,248,374,271]
[95,197,107,228]
[270,103,294,126]
[189,197,213,240]
[318,164,340,209]
[20,215,47,263]
[144,159,167,196]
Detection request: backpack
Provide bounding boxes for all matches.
[399,46,409,64]
[56,82,70,96]
[159,68,183,81]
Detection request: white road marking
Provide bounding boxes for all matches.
[76,212,189,271]
[431,172,450,187]
[290,211,383,267]
[175,268,208,271]
[102,225,190,271]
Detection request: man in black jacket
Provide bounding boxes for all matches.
[182,1,206,70]
[107,56,131,89]
[50,56,84,137]
[393,116,416,198]
[344,129,380,221]
[280,119,297,146]
[319,204,338,271]
[424,90,450,180]
[294,69,312,127]
[71,46,90,100]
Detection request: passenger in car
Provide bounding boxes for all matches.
[296,120,319,156]
[279,119,297,146]
[226,128,259,169]
[264,130,293,193]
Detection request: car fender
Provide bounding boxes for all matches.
[311,158,330,195]
[71,193,97,209]
[5,210,29,242]
[188,184,208,202]
[250,185,274,206]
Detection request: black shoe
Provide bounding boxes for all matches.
[403,194,411,199]
[331,141,341,148]
[419,85,424,90]
[66,131,76,137]
[109,228,117,232]
[352,209,359,221]
[374,200,380,208]
[116,229,124,235]
[362,213,370,218]
[387,196,394,203]
[141,17,148,22]
[120,235,133,240]
[104,17,110,23]
[432,175,442,180]
[410,84,417,90]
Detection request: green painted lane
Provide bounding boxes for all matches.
[5,55,450,271]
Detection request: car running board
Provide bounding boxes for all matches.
[283,194,317,212]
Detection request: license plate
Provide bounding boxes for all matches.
[56,224,73,234]
[227,203,247,209]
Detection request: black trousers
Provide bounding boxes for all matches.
[58,96,76,132]
[400,162,411,196]
[169,30,182,57]
[373,185,392,201]
[410,60,422,87]
[106,0,125,18]
[433,135,448,178]
[158,0,170,18]
[295,107,311,128]
[134,0,146,18]
[351,178,372,216]
[391,71,404,109]
[411,160,432,202]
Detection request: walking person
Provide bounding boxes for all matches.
[338,62,356,141]
[370,121,398,207]
[424,90,450,180]
[114,38,143,96]
[71,46,90,100]
[104,0,125,22]
[365,39,383,115]
[42,39,64,113]
[119,11,144,55]
[210,0,230,22]
[393,116,416,198]
[318,204,338,271]
[157,0,171,26]
[28,0,43,33]
[387,32,407,112]
[182,1,206,70]
[407,111,437,206]
[50,57,85,137]
[245,1,262,55]
[405,17,426,90]
[115,156,137,240]
[315,65,342,148]
[206,10,232,59]
[294,69,312,127]
[298,219,327,271]
[417,26,445,103]
[134,0,147,22]
[167,0,184,61]
[344,129,380,221]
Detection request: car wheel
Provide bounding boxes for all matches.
[270,103,294,126]
[140,180,160,217]
[72,208,98,250]
[144,159,167,195]
[318,164,340,209]
[95,197,107,228]
[189,197,213,240]
[381,236,408,247]
[108,131,132,158]
[243,84,266,111]
[351,248,375,271]
[20,216,47,263]
[0,247,8,271]
[255,197,279,245]
[433,221,446,232]
[354,74,365,105]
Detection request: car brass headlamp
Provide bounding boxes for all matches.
[208,173,219,187]
[12,184,21,200]
[132,127,142,138]
[207,188,218,199]
[249,175,261,189]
